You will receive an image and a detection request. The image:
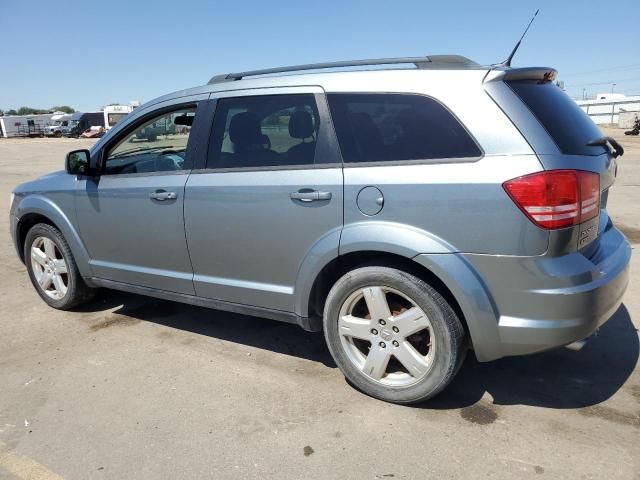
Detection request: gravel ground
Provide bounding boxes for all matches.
[0,131,638,480]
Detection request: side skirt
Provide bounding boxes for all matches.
[89,277,322,332]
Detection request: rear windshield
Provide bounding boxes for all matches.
[506,80,606,156]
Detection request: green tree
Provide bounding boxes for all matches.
[0,109,4,116]
[17,107,49,115]
[6,109,17,115]
[51,105,75,114]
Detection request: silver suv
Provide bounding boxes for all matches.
[9,56,631,404]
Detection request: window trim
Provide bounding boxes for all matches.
[96,101,201,176]
[202,92,342,172]
[326,91,484,167]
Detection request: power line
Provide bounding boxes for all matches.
[561,63,640,77]
[564,76,640,87]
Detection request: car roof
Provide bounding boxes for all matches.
[144,55,491,109]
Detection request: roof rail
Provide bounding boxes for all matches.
[207,55,480,84]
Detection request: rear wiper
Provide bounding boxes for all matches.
[109,145,175,159]
[587,137,624,158]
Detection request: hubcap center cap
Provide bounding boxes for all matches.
[380,328,393,341]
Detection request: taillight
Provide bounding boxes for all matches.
[503,170,600,230]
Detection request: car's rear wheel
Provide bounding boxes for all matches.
[24,223,94,310]
[323,266,465,404]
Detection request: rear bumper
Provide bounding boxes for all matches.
[462,223,631,359]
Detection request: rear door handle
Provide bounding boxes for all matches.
[150,190,177,201]
[290,190,332,202]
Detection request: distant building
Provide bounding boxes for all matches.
[576,94,640,125]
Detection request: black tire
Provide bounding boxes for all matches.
[24,223,94,310]
[323,266,465,404]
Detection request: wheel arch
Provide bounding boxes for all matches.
[295,219,503,361]
[303,249,502,361]
[14,195,93,279]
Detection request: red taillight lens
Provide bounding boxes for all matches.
[503,170,600,230]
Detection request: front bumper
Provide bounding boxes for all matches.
[463,223,631,359]
[9,212,21,260]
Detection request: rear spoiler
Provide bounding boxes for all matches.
[483,67,558,84]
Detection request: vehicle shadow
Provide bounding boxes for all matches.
[424,304,638,409]
[75,290,336,368]
[76,293,638,409]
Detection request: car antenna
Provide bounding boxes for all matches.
[496,9,540,67]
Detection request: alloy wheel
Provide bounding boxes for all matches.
[338,286,436,387]
[30,236,69,300]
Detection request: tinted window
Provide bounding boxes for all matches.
[506,80,606,156]
[104,107,196,174]
[208,94,320,169]
[327,93,480,163]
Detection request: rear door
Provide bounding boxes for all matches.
[184,88,343,312]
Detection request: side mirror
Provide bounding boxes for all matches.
[65,149,91,175]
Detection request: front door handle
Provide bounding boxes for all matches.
[150,190,177,201]
[290,190,332,202]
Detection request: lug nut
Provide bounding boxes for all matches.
[371,329,378,335]
[392,326,399,333]
[392,340,399,347]
[379,342,386,348]
[379,319,386,325]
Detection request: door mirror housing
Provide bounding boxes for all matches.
[65,149,92,175]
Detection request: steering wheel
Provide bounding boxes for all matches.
[156,150,185,170]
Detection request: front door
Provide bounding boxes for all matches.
[184,90,343,312]
[75,102,204,294]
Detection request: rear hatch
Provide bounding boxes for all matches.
[486,68,620,255]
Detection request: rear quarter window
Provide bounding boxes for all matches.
[327,93,481,163]
[506,80,606,156]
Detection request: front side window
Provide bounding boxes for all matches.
[208,94,320,169]
[104,107,196,175]
[327,93,481,163]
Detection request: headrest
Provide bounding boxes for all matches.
[174,114,194,126]
[229,112,263,148]
[288,110,314,139]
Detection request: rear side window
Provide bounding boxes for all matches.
[506,80,606,156]
[327,93,481,163]
[208,94,320,169]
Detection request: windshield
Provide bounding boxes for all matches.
[108,113,128,127]
[69,120,80,127]
[506,80,606,156]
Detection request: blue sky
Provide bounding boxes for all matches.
[1,0,638,111]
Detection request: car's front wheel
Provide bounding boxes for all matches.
[323,266,465,404]
[24,223,94,310]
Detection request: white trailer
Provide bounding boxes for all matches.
[0,113,55,138]
[103,105,134,129]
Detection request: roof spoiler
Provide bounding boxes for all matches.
[484,67,558,84]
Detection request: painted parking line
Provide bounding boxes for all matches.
[0,441,63,480]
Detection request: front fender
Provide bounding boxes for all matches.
[14,194,94,279]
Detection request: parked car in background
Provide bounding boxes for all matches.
[62,112,104,137]
[9,55,631,404]
[44,113,72,137]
